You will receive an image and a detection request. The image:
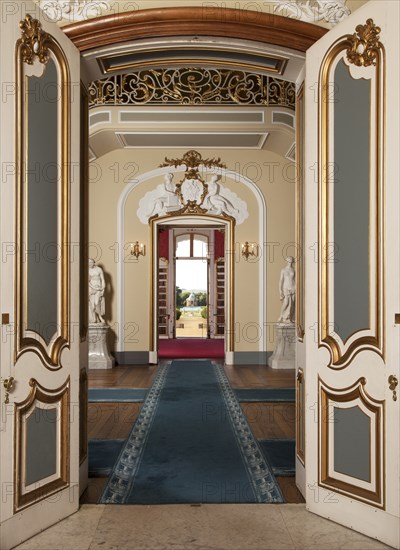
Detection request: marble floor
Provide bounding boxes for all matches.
[15,503,391,550]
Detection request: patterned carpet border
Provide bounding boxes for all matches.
[99,363,170,503]
[213,363,284,503]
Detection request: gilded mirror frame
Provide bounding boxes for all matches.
[15,16,70,369]
[318,20,385,368]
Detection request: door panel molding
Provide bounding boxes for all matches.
[318,20,385,368]
[15,15,71,369]
[296,368,305,465]
[319,376,384,508]
[295,83,305,341]
[14,377,70,512]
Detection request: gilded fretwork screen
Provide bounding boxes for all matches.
[88,68,296,109]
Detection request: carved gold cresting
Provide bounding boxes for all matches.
[18,14,50,65]
[158,150,230,217]
[161,149,226,173]
[346,19,383,67]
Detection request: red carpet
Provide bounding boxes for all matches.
[158,338,224,358]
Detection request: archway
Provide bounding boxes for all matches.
[116,166,267,365]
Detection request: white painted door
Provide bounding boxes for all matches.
[304,1,399,547]
[0,3,84,549]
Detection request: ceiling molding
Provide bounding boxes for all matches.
[63,7,327,53]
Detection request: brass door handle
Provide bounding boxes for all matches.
[388,375,398,402]
[3,377,15,404]
[297,370,303,383]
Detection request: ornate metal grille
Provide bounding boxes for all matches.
[88,68,296,110]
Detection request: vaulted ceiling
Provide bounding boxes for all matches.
[54,2,365,159]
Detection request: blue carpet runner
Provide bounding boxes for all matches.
[89,440,126,476]
[234,388,295,402]
[258,439,296,476]
[88,388,147,402]
[100,360,283,504]
[89,438,295,478]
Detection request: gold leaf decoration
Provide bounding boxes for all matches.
[18,14,50,65]
[88,68,296,109]
[155,151,231,218]
[346,19,383,67]
[160,150,226,172]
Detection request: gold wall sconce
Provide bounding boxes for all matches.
[241,241,258,260]
[130,241,146,259]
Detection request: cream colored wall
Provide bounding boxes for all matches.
[89,148,295,353]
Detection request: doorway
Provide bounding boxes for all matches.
[157,225,226,358]
[151,216,232,362]
[175,255,208,338]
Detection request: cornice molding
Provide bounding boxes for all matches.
[63,7,327,52]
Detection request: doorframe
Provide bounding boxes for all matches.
[150,215,234,364]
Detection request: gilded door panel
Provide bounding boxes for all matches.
[319,377,384,507]
[319,23,384,369]
[15,378,69,512]
[305,2,399,547]
[16,15,71,369]
[0,5,82,549]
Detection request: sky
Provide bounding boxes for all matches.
[176,259,208,291]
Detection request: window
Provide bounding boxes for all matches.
[175,234,208,258]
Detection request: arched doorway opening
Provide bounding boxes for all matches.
[116,161,268,366]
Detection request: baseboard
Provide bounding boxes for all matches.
[232,351,272,365]
[113,351,150,365]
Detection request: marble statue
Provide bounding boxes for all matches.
[204,175,239,217]
[137,173,177,222]
[89,258,105,324]
[149,172,180,217]
[88,259,114,369]
[268,256,296,369]
[278,256,296,324]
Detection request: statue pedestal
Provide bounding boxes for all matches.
[88,323,114,370]
[268,323,296,369]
